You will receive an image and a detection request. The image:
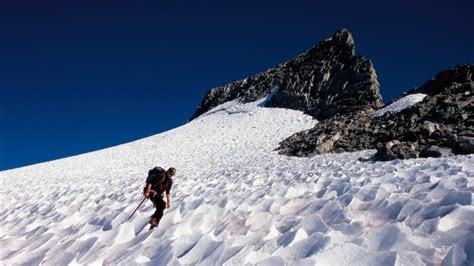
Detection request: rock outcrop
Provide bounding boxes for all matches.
[190,29,383,121]
[277,64,474,160]
[277,109,375,156]
[371,64,473,160]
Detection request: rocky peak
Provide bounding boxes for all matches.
[306,28,355,59]
[189,29,383,121]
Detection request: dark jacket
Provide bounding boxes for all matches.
[147,173,173,195]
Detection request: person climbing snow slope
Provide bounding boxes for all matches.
[143,167,176,229]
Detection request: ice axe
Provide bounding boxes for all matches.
[128,197,146,220]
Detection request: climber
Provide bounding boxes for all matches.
[143,167,176,229]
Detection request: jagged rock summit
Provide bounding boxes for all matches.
[190,29,383,121]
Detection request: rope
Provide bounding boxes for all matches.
[129,134,160,221]
[150,136,159,168]
[128,197,146,220]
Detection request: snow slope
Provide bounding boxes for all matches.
[374,93,427,117]
[1,96,473,265]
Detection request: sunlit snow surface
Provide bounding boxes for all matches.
[1,96,473,265]
[374,93,427,117]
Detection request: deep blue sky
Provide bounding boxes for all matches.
[1,0,473,170]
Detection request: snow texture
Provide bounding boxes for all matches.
[1,95,473,265]
[374,93,427,117]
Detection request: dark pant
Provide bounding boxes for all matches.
[150,193,166,221]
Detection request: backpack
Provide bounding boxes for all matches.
[144,167,166,192]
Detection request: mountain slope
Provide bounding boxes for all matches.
[1,96,473,265]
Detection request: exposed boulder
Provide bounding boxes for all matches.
[420,121,439,136]
[420,145,453,158]
[190,29,383,121]
[374,140,420,161]
[456,136,474,154]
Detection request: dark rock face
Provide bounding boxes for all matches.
[277,64,474,160]
[371,64,473,160]
[277,109,375,156]
[190,29,383,121]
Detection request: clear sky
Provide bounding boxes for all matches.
[1,0,473,171]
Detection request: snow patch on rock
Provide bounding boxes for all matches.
[374,93,427,117]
